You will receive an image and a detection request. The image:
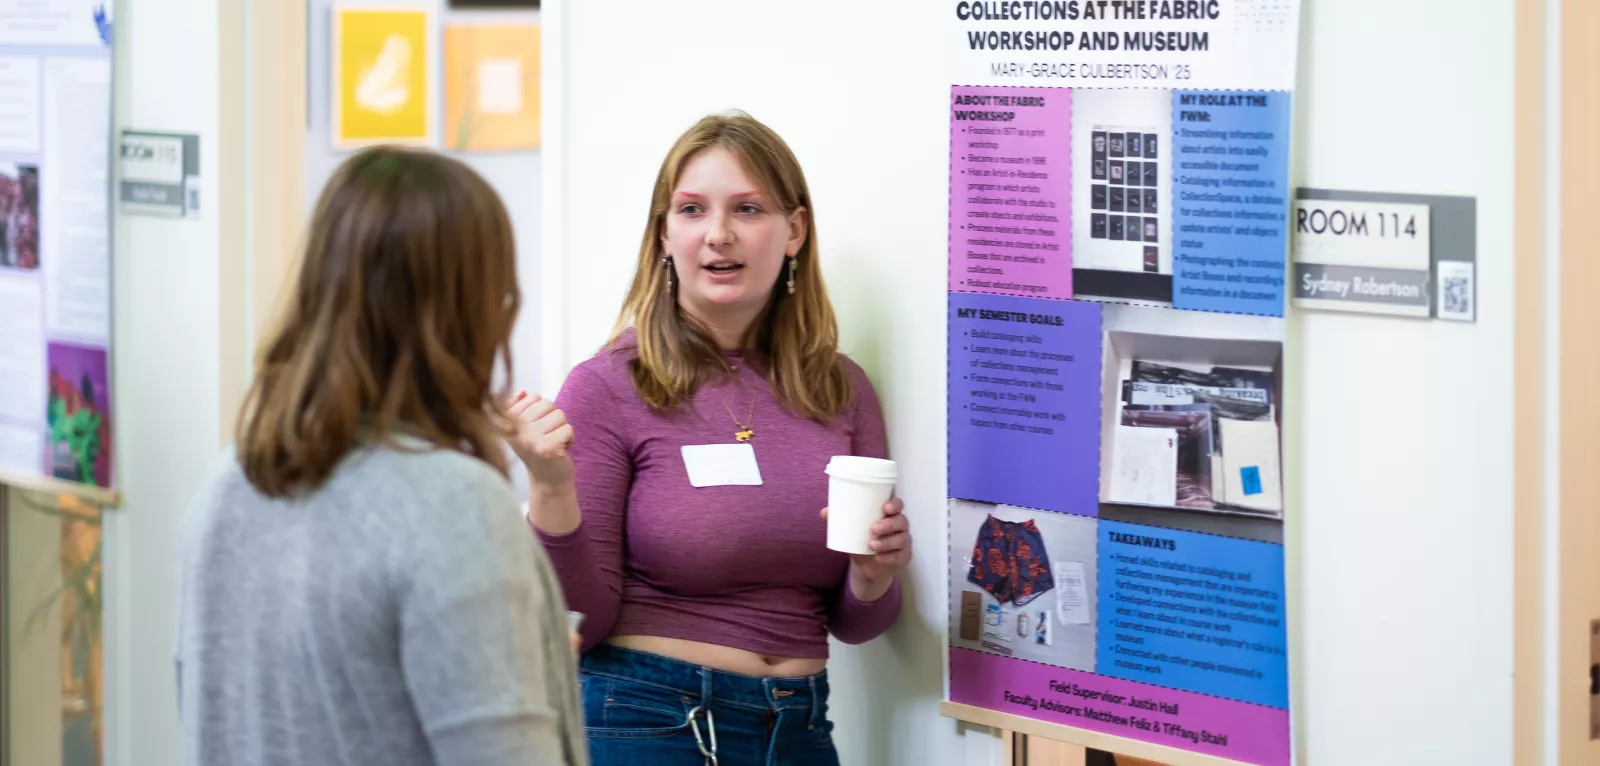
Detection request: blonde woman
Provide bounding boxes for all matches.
[175,147,587,766]
[513,111,912,765]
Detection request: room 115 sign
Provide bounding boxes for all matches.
[1291,198,1432,317]
[118,130,200,218]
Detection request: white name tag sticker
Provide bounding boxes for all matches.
[681,444,763,487]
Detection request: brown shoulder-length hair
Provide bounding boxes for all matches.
[237,146,521,498]
[610,110,851,421]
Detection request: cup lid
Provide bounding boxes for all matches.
[825,455,898,482]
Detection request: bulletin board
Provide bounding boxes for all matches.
[0,3,118,506]
[940,2,1301,764]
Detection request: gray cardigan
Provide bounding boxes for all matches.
[175,439,587,765]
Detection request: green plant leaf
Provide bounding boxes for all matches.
[456,102,478,151]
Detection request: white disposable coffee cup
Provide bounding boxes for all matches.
[825,456,899,555]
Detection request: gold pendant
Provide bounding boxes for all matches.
[735,428,755,442]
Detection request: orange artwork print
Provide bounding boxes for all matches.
[443,24,541,151]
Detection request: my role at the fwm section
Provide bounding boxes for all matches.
[1000,683,1234,748]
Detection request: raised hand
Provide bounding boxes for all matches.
[507,391,575,489]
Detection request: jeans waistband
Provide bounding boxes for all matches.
[581,643,830,714]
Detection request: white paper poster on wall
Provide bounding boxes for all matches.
[945,1,1301,764]
[0,0,112,48]
[0,0,116,498]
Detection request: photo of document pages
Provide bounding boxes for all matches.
[1110,359,1281,517]
[1108,424,1177,507]
[1055,562,1091,626]
[1121,405,1215,508]
[1219,418,1283,513]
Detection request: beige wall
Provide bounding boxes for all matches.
[6,489,64,766]
[1511,0,1545,761]
[1557,0,1600,760]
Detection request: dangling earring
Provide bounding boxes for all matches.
[663,256,674,293]
[787,256,797,295]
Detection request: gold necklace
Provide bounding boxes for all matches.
[718,370,758,442]
[722,395,757,442]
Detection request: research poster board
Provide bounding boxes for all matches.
[944,2,1300,764]
[0,2,117,497]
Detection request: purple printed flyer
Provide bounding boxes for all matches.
[950,85,1073,299]
[948,292,1100,516]
[44,341,113,489]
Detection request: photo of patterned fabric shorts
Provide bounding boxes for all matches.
[966,514,1056,606]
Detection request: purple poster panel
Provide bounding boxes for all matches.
[949,293,1100,516]
[44,341,112,489]
[950,85,1072,299]
[950,649,1290,766]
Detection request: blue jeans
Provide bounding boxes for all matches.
[579,644,840,766]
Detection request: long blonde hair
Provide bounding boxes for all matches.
[237,147,521,497]
[610,111,851,421]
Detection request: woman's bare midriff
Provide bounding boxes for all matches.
[606,635,826,678]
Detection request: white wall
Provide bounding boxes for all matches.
[1291,0,1515,764]
[102,0,225,764]
[549,3,1522,766]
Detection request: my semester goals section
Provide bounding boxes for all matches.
[944,3,1301,765]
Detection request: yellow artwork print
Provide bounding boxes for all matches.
[334,8,433,146]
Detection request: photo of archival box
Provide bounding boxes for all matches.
[1095,304,1285,520]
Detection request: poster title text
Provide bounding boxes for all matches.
[956,0,1223,52]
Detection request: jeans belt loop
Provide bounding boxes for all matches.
[807,675,820,730]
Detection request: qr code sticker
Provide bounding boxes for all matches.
[1436,261,1475,321]
[184,175,201,216]
[1444,277,1469,314]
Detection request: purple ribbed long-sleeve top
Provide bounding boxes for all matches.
[535,332,902,658]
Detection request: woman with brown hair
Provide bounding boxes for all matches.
[513,111,913,765]
[174,146,587,766]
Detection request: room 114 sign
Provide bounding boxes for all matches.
[1291,198,1432,318]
